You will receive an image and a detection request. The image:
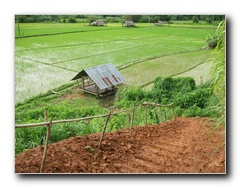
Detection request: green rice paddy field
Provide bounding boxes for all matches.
[15,23,215,104]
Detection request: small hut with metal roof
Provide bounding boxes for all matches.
[71,63,125,97]
[91,20,106,26]
[122,21,135,27]
[154,20,164,26]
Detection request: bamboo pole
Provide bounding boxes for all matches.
[127,113,131,123]
[130,102,135,133]
[172,104,176,120]
[40,114,53,173]
[141,102,174,107]
[159,105,162,123]
[41,108,48,145]
[145,104,148,125]
[15,107,139,129]
[15,102,173,129]
[15,103,173,129]
[138,104,143,126]
[98,111,112,149]
[154,108,158,124]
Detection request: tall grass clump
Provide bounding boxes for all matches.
[208,21,226,128]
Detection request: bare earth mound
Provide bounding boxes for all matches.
[15,117,225,173]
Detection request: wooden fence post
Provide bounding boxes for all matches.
[99,111,112,149]
[172,104,176,120]
[159,105,162,123]
[138,104,143,126]
[40,114,53,173]
[145,103,148,125]
[154,108,158,124]
[127,113,131,123]
[130,102,135,133]
[164,110,167,122]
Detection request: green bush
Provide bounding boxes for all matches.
[174,87,212,109]
[115,76,215,118]
[192,16,199,23]
[152,77,196,103]
[114,86,148,108]
[68,17,77,23]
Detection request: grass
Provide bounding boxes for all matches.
[15,23,120,38]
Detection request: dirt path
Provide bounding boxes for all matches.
[15,117,225,173]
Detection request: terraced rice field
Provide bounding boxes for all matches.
[15,23,215,103]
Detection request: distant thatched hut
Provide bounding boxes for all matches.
[122,21,135,27]
[71,63,125,97]
[91,20,106,26]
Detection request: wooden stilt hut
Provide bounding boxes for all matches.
[71,63,125,97]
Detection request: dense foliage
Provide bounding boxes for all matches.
[15,15,225,24]
[115,77,218,118]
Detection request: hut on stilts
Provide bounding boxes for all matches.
[71,63,125,97]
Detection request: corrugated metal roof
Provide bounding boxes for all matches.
[71,63,125,90]
[123,21,135,25]
[91,20,106,26]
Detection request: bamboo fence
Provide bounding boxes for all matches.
[15,101,175,173]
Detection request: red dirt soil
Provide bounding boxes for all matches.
[15,117,225,173]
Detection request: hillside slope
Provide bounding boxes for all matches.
[15,117,225,173]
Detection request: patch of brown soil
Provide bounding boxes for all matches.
[15,117,225,173]
[61,85,85,100]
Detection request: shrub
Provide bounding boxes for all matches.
[192,16,199,23]
[175,86,212,109]
[114,86,148,108]
[68,17,77,23]
[116,76,216,118]
[152,77,196,103]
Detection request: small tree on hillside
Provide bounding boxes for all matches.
[192,16,199,23]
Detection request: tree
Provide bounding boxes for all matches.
[63,15,66,23]
[87,15,103,24]
[192,16,199,23]
[122,15,142,22]
[139,16,149,23]
[159,15,171,22]
[205,16,214,24]
[68,17,77,23]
